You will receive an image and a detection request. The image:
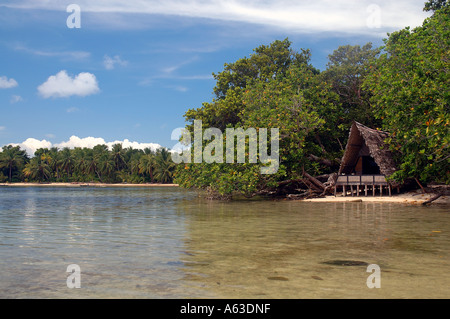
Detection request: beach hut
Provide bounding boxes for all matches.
[335,121,398,197]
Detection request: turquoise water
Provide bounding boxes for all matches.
[0,187,449,298]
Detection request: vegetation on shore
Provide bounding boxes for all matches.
[1,2,448,199]
[173,3,449,199]
[0,144,176,184]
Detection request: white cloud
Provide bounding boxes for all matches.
[38,70,100,98]
[170,85,189,92]
[56,136,108,149]
[103,139,162,152]
[0,126,6,131]
[162,56,199,75]
[103,55,128,70]
[4,0,431,35]
[13,44,91,60]
[10,95,23,104]
[11,138,53,156]
[0,76,18,89]
[66,107,80,113]
[57,136,163,154]
[8,136,163,156]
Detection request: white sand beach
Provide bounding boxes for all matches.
[0,182,179,187]
[303,189,449,205]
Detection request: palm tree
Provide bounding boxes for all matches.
[48,147,61,180]
[23,157,51,182]
[143,147,154,155]
[83,148,106,183]
[154,148,175,183]
[98,153,115,181]
[129,157,141,176]
[111,143,127,171]
[139,153,155,182]
[72,147,87,178]
[0,145,28,182]
[84,156,101,182]
[59,147,75,180]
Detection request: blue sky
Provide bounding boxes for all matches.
[0,0,430,156]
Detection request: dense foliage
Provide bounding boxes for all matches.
[2,3,448,194]
[174,4,449,197]
[364,5,449,184]
[0,144,175,184]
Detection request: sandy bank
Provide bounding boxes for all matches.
[0,182,179,188]
[302,190,449,205]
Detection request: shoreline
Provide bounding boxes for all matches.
[302,190,449,205]
[1,183,448,205]
[0,182,179,188]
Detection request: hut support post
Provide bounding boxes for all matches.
[350,185,354,197]
[356,185,360,196]
[372,185,375,197]
[365,185,368,197]
[389,185,392,197]
[379,185,383,197]
[343,185,346,197]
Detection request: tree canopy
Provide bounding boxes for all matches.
[364,5,449,184]
[174,4,449,198]
[0,144,176,184]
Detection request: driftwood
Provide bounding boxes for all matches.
[284,171,335,200]
[303,171,326,191]
[422,193,443,205]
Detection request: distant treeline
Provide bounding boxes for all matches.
[0,144,175,184]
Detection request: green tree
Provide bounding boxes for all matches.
[184,38,315,131]
[0,145,28,182]
[23,157,51,182]
[154,148,175,183]
[322,43,381,131]
[175,39,339,198]
[424,0,449,12]
[364,6,450,184]
[59,147,75,180]
[48,147,61,180]
[111,144,127,171]
[139,152,156,182]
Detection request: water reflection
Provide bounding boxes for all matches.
[178,200,450,298]
[0,187,449,298]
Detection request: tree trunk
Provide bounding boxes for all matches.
[307,154,337,168]
[95,169,103,183]
[303,171,326,191]
[415,178,427,194]
[422,193,442,205]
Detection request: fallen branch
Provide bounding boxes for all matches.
[303,171,326,191]
[277,179,305,186]
[422,193,443,206]
[307,154,336,168]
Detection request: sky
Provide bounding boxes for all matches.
[0,0,431,156]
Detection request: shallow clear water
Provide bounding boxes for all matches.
[0,187,449,299]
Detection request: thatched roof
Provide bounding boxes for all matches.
[338,121,397,178]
